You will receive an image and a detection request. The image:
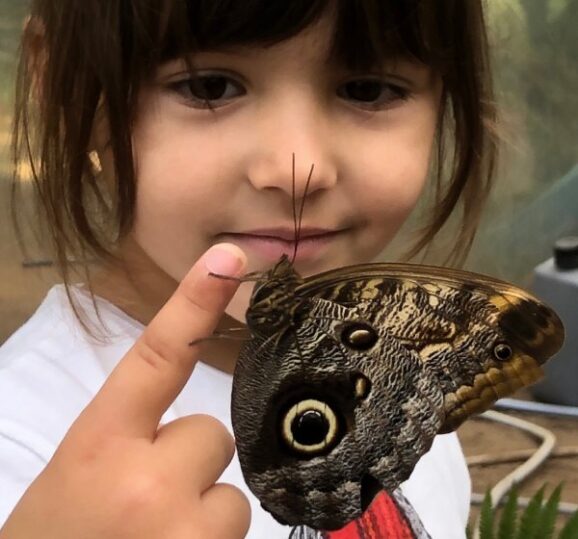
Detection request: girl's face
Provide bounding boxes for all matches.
[123,13,441,320]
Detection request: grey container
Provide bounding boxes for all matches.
[531,237,578,406]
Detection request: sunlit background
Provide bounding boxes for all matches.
[1,0,577,342]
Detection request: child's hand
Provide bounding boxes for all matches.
[0,244,251,539]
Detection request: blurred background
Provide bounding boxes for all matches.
[0,0,577,342]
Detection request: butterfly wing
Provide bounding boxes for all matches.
[233,290,443,530]
[232,261,564,530]
[297,262,565,432]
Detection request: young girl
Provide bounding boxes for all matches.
[0,1,497,537]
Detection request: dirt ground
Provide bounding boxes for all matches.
[458,392,578,533]
[1,180,577,536]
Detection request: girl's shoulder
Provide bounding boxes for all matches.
[0,285,142,450]
[1,286,81,363]
[0,284,143,370]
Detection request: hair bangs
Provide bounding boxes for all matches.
[330,1,459,72]
[151,0,453,73]
[156,0,330,64]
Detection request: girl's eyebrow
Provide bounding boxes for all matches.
[156,48,262,73]
[158,45,251,68]
[183,43,283,59]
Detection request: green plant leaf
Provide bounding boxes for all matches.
[516,485,545,539]
[498,487,519,539]
[534,484,562,539]
[559,509,578,539]
[480,490,495,539]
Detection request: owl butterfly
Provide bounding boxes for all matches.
[225,159,565,533]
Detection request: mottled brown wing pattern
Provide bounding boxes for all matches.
[231,257,565,531]
[297,264,564,431]
[234,294,444,530]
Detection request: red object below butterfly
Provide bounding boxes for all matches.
[289,489,430,539]
[323,490,429,539]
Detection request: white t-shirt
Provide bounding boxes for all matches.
[0,285,471,538]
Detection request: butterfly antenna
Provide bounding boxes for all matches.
[291,158,315,263]
[292,153,298,259]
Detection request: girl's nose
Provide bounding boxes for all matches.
[246,107,339,198]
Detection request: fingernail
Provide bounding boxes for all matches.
[204,245,244,277]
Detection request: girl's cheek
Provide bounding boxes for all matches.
[366,166,428,219]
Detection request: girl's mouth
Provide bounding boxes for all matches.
[217,228,345,263]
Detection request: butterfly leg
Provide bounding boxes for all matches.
[188,327,250,346]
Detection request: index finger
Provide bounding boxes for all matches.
[79,243,247,438]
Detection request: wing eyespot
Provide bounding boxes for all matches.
[341,322,378,351]
[280,398,342,457]
[493,342,513,361]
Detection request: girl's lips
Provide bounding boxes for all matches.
[218,230,344,263]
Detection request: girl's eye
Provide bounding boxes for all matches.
[337,79,410,109]
[168,73,246,108]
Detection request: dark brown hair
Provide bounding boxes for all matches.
[12,0,497,289]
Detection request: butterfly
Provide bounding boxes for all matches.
[230,252,564,531]
[221,158,565,532]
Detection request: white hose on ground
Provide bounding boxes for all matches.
[495,398,578,418]
[467,445,578,466]
[470,493,578,515]
[471,410,556,539]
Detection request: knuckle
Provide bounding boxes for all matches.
[135,331,175,372]
[178,276,215,318]
[57,424,112,465]
[193,413,227,432]
[114,468,169,513]
[224,483,251,519]
[203,484,251,538]
[194,414,235,454]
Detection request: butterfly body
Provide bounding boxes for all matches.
[231,255,564,531]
